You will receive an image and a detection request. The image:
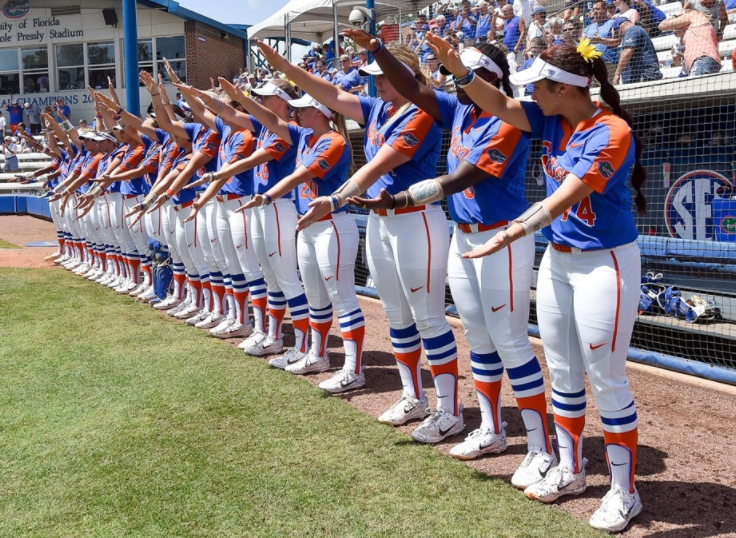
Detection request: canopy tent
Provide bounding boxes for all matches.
[247,0,438,43]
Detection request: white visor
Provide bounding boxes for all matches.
[358,60,414,77]
[509,56,591,87]
[440,47,503,78]
[250,82,294,102]
[289,93,333,119]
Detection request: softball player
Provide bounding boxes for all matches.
[346,29,554,482]
[203,79,311,360]
[431,35,646,532]
[227,85,366,392]
[255,39,463,442]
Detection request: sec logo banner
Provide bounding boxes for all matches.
[664,170,732,240]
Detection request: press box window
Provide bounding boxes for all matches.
[88,41,116,89]
[155,36,186,82]
[0,49,20,95]
[22,47,49,94]
[56,43,85,90]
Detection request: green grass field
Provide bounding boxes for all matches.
[0,238,20,248]
[0,268,604,538]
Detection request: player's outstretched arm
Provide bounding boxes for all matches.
[255,39,365,124]
[218,77,292,144]
[464,172,594,258]
[241,166,314,211]
[342,29,442,123]
[425,33,531,132]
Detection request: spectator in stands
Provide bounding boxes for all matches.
[0,111,6,139]
[513,0,535,28]
[517,37,548,95]
[683,0,729,39]
[435,14,449,36]
[584,1,622,77]
[444,3,459,28]
[526,7,547,50]
[425,53,447,91]
[613,20,663,84]
[727,0,736,15]
[415,29,433,64]
[545,17,566,46]
[614,0,641,23]
[78,118,88,130]
[24,102,41,135]
[53,97,71,122]
[634,0,666,35]
[315,59,331,82]
[493,0,509,34]
[475,1,493,43]
[332,54,364,93]
[5,99,24,135]
[659,9,722,75]
[3,136,19,173]
[501,4,525,61]
[453,0,478,44]
[562,19,583,44]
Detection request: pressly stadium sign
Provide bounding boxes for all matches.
[0,0,84,44]
[664,170,733,240]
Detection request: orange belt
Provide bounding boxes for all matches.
[173,199,195,212]
[216,193,242,202]
[457,220,508,234]
[373,205,426,217]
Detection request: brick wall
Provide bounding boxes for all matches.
[184,21,246,89]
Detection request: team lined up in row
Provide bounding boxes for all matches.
[38,30,645,533]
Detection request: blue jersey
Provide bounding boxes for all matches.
[332,68,363,92]
[251,116,298,198]
[435,92,529,226]
[521,101,638,250]
[215,116,255,197]
[184,122,221,191]
[287,124,351,216]
[99,145,124,192]
[6,104,23,124]
[475,13,492,39]
[358,96,441,199]
[118,141,150,196]
[171,150,197,206]
[106,144,128,193]
[77,152,104,194]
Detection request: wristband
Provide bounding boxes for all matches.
[372,40,384,55]
[95,114,103,119]
[389,193,396,210]
[264,193,273,205]
[513,202,553,236]
[330,195,340,212]
[165,188,175,198]
[112,115,121,121]
[150,93,160,96]
[115,108,123,115]
[455,70,476,88]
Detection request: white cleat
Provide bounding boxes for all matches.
[209,317,234,335]
[589,486,643,533]
[524,460,588,503]
[174,303,201,319]
[269,347,308,370]
[450,423,508,460]
[238,330,265,349]
[44,251,61,261]
[195,312,225,329]
[378,391,430,426]
[117,281,138,294]
[186,310,211,326]
[167,300,191,317]
[128,282,148,297]
[73,263,90,275]
[284,351,329,374]
[244,336,284,357]
[82,267,98,279]
[511,449,559,490]
[154,295,181,311]
[107,276,123,288]
[138,287,158,303]
[411,406,465,444]
[318,368,366,393]
[212,321,253,339]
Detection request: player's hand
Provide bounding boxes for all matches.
[163,58,182,85]
[218,77,244,102]
[425,33,467,78]
[254,39,291,72]
[48,191,62,202]
[182,202,201,223]
[241,194,267,210]
[148,193,168,212]
[462,230,511,259]
[123,202,146,219]
[59,192,72,216]
[348,188,395,210]
[296,196,332,231]
[341,29,381,52]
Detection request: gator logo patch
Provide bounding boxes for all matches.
[487,148,507,164]
[598,161,615,179]
[317,159,330,171]
[273,142,286,152]
[402,133,419,146]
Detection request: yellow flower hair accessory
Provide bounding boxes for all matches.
[576,37,602,64]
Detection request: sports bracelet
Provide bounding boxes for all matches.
[165,188,175,198]
[330,195,340,212]
[389,193,396,210]
[264,193,273,205]
[115,108,123,115]
[455,70,476,88]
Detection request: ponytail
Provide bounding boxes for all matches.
[591,57,647,214]
[331,111,356,175]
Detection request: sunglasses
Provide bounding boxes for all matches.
[563,28,577,32]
